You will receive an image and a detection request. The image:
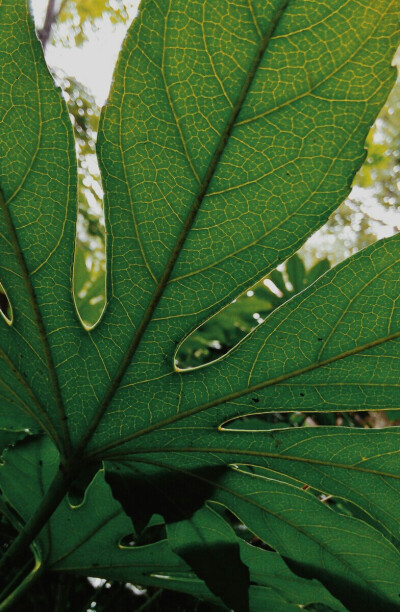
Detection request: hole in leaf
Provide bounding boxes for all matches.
[0,282,13,325]
[67,461,102,506]
[223,409,373,432]
[51,71,106,331]
[175,253,330,371]
[119,521,166,547]
[222,413,289,431]
[119,533,136,547]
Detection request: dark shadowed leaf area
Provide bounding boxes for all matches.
[285,560,400,612]
[105,464,228,530]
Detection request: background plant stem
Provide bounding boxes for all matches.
[0,465,74,586]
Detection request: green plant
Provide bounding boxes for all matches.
[1,1,400,610]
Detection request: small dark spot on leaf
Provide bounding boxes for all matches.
[318,337,323,341]
[300,393,305,397]
[252,397,259,403]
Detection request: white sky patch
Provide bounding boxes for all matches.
[353,186,400,237]
[31,0,140,105]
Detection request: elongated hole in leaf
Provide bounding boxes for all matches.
[175,252,330,371]
[0,282,13,325]
[221,412,289,431]
[221,408,367,431]
[52,71,106,330]
[119,522,166,547]
[119,533,136,547]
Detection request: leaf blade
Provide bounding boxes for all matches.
[88,0,400,454]
[0,0,79,452]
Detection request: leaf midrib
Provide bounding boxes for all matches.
[169,2,393,287]
[0,12,71,456]
[77,0,291,453]
[96,443,400,540]
[0,190,67,453]
[88,329,400,457]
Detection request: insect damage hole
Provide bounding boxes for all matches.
[0,282,13,325]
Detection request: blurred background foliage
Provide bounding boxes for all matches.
[57,0,131,44]
[0,2,399,609]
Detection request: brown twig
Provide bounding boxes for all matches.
[37,0,64,50]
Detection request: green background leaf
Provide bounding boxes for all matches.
[0,437,347,611]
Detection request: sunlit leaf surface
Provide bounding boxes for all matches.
[1,1,400,609]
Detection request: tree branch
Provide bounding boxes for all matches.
[37,0,58,50]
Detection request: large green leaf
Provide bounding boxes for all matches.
[0,437,347,611]
[92,231,400,458]
[1,0,396,448]
[103,425,400,546]
[0,0,78,453]
[0,0,398,453]
[213,469,400,612]
[1,0,400,608]
[86,0,400,453]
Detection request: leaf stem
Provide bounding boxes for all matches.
[0,557,32,602]
[0,464,74,587]
[135,589,163,612]
[0,561,44,612]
